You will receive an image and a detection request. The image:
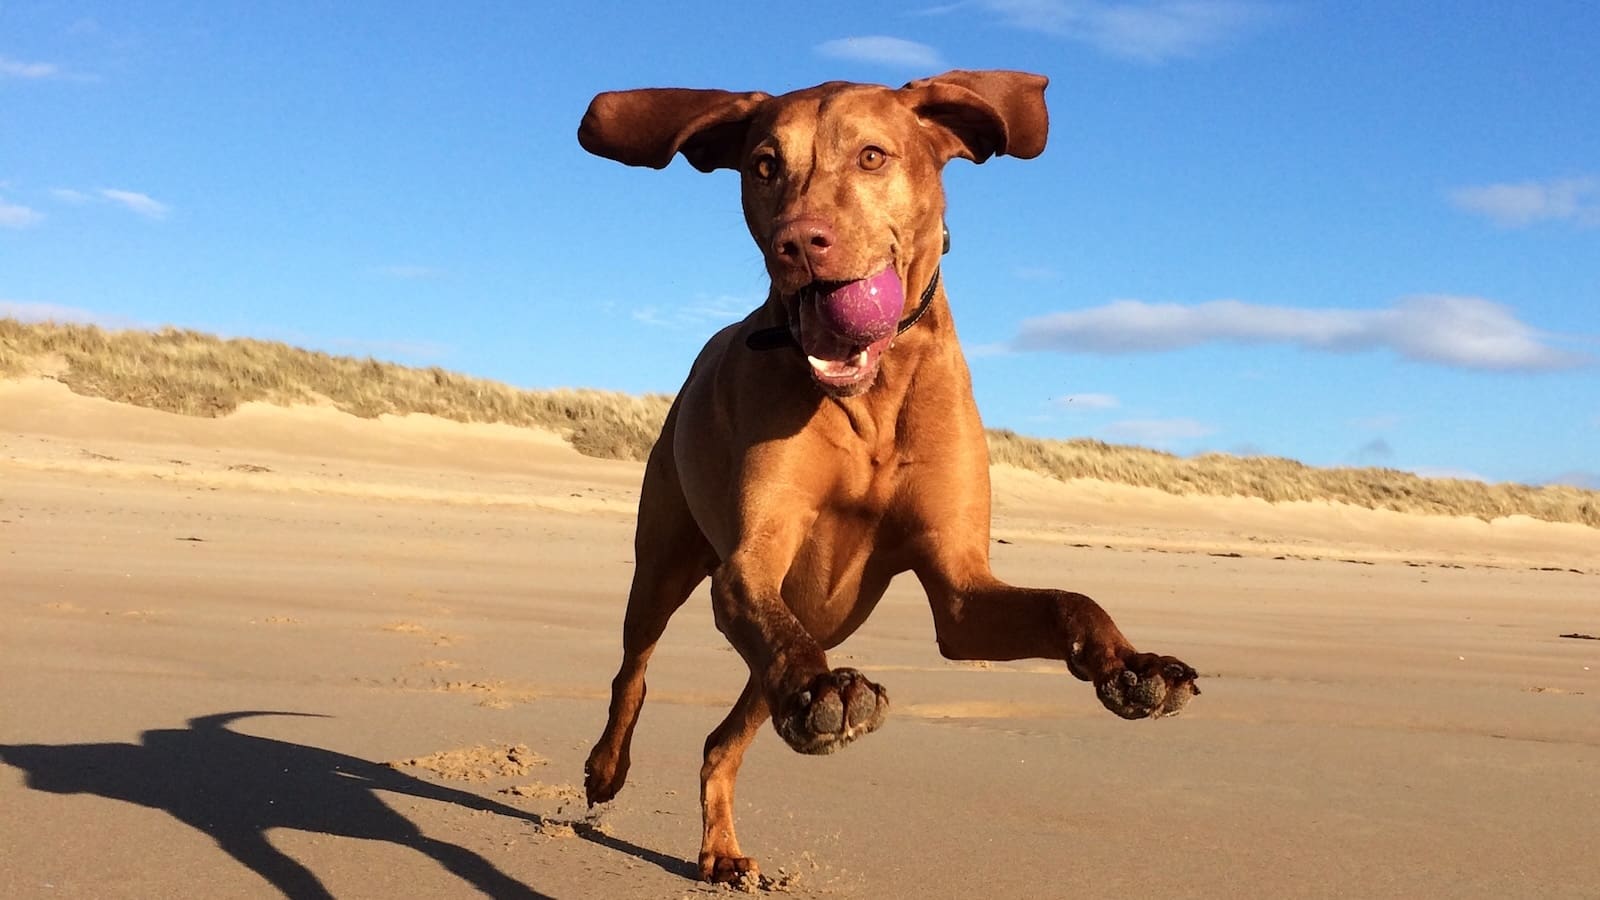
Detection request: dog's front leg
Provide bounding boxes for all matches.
[915,551,1200,719]
[710,523,889,756]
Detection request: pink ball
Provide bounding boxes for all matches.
[814,268,904,344]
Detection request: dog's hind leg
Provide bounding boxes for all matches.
[585,431,715,806]
[698,676,769,882]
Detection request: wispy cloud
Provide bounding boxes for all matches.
[912,2,972,14]
[1102,417,1216,445]
[632,294,757,330]
[815,36,945,69]
[1448,176,1600,228]
[979,0,1275,63]
[49,186,170,219]
[1012,296,1591,372]
[375,264,446,280]
[0,299,136,328]
[0,196,43,228]
[0,55,62,79]
[99,188,169,219]
[1054,392,1120,410]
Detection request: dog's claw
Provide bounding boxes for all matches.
[1095,653,1200,720]
[1164,660,1199,685]
[775,667,888,754]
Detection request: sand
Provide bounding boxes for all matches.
[2,376,1597,899]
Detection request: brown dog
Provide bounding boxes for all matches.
[577,70,1200,883]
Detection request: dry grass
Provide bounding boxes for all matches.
[0,319,671,460]
[986,431,1597,528]
[3,317,1595,527]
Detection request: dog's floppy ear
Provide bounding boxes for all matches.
[899,70,1049,164]
[578,88,771,172]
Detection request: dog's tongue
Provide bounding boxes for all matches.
[814,269,903,345]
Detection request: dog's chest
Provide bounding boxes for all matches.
[824,422,914,513]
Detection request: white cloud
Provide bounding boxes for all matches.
[49,187,171,219]
[0,196,43,228]
[1448,176,1600,228]
[1012,296,1591,372]
[633,294,756,330]
[1102,417,1216,445]
[0,300,136,328]
[815,36,945,69]
[1054,392,1120,410]
[0,55,61,79]
[99,188,170,219]
[980,0,1274,63]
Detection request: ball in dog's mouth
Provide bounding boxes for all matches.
[796,268,903,394]
[810,268,904,344]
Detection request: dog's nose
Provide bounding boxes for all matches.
[772,217,836,273]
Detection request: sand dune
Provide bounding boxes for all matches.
[3,375,1597,898]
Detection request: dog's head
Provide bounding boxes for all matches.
[579,71,1049,396]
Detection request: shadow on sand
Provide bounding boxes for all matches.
[0,711,694,897]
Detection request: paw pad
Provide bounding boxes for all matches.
[775,668,888,754]
[1095,655,1200,720]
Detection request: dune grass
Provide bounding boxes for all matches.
[3,317,1595,527]
[0,319,672,460]
[986,431,1596,528]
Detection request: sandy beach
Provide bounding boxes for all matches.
[3,375,1597,899]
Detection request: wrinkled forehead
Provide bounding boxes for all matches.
[751,82,915,148]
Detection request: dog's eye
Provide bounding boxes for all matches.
[750,154,779,181]
[858,146,888,171]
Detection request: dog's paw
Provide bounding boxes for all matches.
[699,852,760,884]
[774,668,888,754]
[1094,653,1200,720]
[582,745,628,806]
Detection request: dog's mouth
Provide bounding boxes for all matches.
[793,268,904,396]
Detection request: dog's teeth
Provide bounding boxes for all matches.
[807,353,869,379]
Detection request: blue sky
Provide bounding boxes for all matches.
[2,1,1596,488]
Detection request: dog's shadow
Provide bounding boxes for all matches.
[0,711,692,898]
